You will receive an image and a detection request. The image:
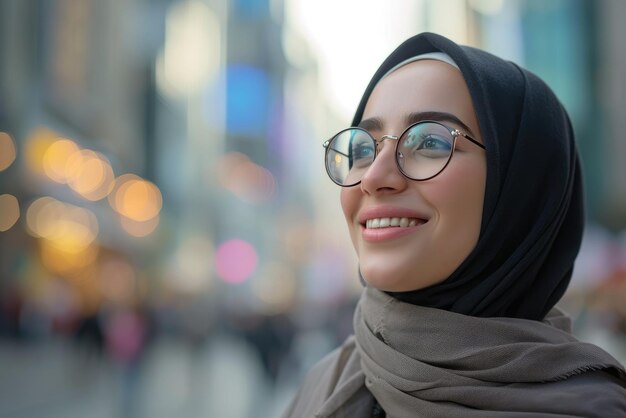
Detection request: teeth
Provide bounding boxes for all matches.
[365,217,423,229]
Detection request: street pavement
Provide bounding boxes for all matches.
[0,335,295,418]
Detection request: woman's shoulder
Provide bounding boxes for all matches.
[286,336,357,402]
[282,335,368,418]
[506,368,626,417]
[560,368,626,414]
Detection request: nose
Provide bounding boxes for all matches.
[360,135,407,195]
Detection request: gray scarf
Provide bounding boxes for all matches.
[284,287,626,417]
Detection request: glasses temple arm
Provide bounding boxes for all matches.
[323,141,351,158]
[457,132,486,150]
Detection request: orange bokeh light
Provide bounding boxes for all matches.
[0,132,17,171]
[43,138,80,183]
[40,239,99,275]
[0,194,20,232]
[26,197,99,252]
[66,150,115,200]
[109,174,162,222]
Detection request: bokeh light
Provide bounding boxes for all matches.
[168,235,214,293]
[226,65,270,134]
[216,152,276,204]
[25,197,99,252]
[156,0,221,97]
[215,239,258,284]
[0,132,17,171]
[26,197,100,276]
[0,194,20,232]
[109,174,163,222]
[23,129,116,200]
[66,150,115,201]
[40,239,99,276]
[42,138,80,183]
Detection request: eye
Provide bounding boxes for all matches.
[350,138,376,169]
[413,135,451,159]
[418,136,451,152]
[401,132,450,156]
[353,142,375,159]
[400,121,454,160]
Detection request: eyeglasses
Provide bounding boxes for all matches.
[323,120,485,187]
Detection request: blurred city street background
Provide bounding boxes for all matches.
[1,0,626,417]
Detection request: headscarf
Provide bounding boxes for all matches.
[352,32,585,320]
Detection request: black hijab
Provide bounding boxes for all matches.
[352,32,584,320]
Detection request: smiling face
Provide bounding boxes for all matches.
[340,59,487,292]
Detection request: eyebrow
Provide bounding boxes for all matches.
[358,111,477,138]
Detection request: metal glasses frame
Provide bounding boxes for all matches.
[322,120,485,187]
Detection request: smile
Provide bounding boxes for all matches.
[365,217,425,229]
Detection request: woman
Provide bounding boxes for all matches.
[283,33,626,417]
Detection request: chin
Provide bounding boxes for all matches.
[361,268,420,292]
[360,262,448,292]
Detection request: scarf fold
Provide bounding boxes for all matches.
[353,286,626,417]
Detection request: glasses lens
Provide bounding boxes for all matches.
[325,129,375,185]
[397,122,454,180]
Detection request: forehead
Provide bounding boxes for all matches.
[362,60,479,135]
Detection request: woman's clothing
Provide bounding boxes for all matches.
[352,32,585,320]
[283,287,626,417]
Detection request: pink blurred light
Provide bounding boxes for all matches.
[215,239,258,284]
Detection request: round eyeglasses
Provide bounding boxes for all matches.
[323,120,485,187]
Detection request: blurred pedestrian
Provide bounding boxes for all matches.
[104,304,151,418]
[284,32,626,417]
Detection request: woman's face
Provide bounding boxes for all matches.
[340,60,486,292]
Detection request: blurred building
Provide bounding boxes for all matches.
[1,0,626,417]
[1,0,626,321]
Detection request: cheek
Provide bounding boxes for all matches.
[423,160,486,234]
[340,187,358,221]
[340,187,361,250]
